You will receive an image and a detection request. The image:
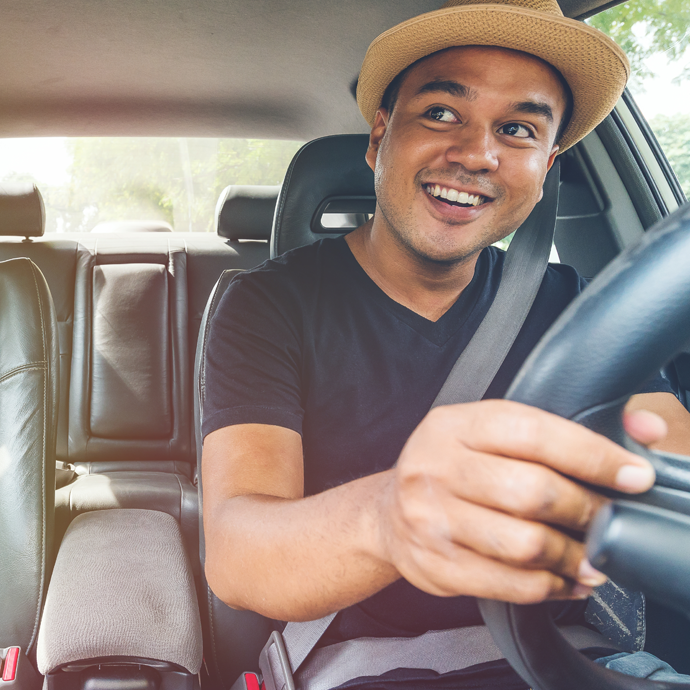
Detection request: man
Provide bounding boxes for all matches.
[201,0,690,687]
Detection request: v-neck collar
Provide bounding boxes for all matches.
[333,236,500,347]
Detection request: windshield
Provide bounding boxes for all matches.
[0,138,302,233]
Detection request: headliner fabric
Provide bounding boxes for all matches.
[36,509,203,675]
[0,0,608,139]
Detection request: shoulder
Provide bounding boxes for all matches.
[211,237,347,327]
[233,237,345,294]
[533,257,589,322]
[542,261,589,296]
[485,245,587,294]
[482,246,587,332]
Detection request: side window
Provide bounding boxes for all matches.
[588,0,690,199]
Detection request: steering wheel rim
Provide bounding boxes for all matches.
[479,202,690,690]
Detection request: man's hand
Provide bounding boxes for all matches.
[378,399,659,604]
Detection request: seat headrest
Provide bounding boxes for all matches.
[91,220,173,233]
[270,135,374,258]
[0,183,45,237]
[216,185,280,241]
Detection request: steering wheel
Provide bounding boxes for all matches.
[478,202,690,690]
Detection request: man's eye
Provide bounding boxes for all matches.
[426,107,457,123]
[499,123,533,138]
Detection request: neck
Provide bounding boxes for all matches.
[345,217,481,322]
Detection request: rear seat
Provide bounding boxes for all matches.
[60,238,199,559]
[0,182,279,564]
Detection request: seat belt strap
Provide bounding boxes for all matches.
[55,460,77,489]
[259,614,338,690]
[432,158,560,407]
[259,623,616,690]
[258,161,561,690]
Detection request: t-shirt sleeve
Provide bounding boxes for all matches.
[201,272,305,439]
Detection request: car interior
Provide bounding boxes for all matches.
[0,1,689,689]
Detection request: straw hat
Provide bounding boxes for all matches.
[356,0,629,152]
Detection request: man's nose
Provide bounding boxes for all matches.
[444,124,499,174]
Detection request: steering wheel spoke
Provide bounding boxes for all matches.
[649,449,690,492]
[587,499,690,619]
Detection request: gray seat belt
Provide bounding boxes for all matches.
[259,623,617,690]
[256,160,562,690]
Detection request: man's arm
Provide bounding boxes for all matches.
[203,400,660,622]
[203,422,397,621]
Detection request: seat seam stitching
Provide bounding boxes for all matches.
[200,275,230,412]
[0,361,48,385]
[174,472,183,521]
[27,263,48,653]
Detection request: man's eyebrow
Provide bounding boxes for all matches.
[509,100,554,122]
[415,79,478,101]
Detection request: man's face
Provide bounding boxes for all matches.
[365,46,566,265]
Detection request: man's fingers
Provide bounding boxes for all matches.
[415,494,606,587]
[399,540,593,603]
[427,451,607,531]
[623,408,668,447]
[426,400,656,493]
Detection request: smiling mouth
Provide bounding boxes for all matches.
[424,184,490,208]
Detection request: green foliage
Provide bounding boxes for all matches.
[39,137,301,233]
[493,232,515,251]
[587,1,690,198]
[649,113,690,197]
[588,0,690,81]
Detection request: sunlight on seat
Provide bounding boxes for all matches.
[0,445,10,480]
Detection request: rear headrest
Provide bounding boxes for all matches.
[215,185,279,241]
[91,220,173,233]
[0,183,45,237]
[271,135,374,259]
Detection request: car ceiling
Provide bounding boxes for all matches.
[0,0,623,141]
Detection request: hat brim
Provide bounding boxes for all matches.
[356,5,630,152]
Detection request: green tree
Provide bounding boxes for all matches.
[588,0,690,198]
[649,113,690,196]
[41,137,301,233]
[588,0,690,82]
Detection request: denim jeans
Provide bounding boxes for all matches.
[595,652,690,683]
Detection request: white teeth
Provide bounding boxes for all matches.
[425,184,486,206]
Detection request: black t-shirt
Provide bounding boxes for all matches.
[203,236,674,688]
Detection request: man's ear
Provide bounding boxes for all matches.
[365,108,389,173]
[537,145,560,202]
